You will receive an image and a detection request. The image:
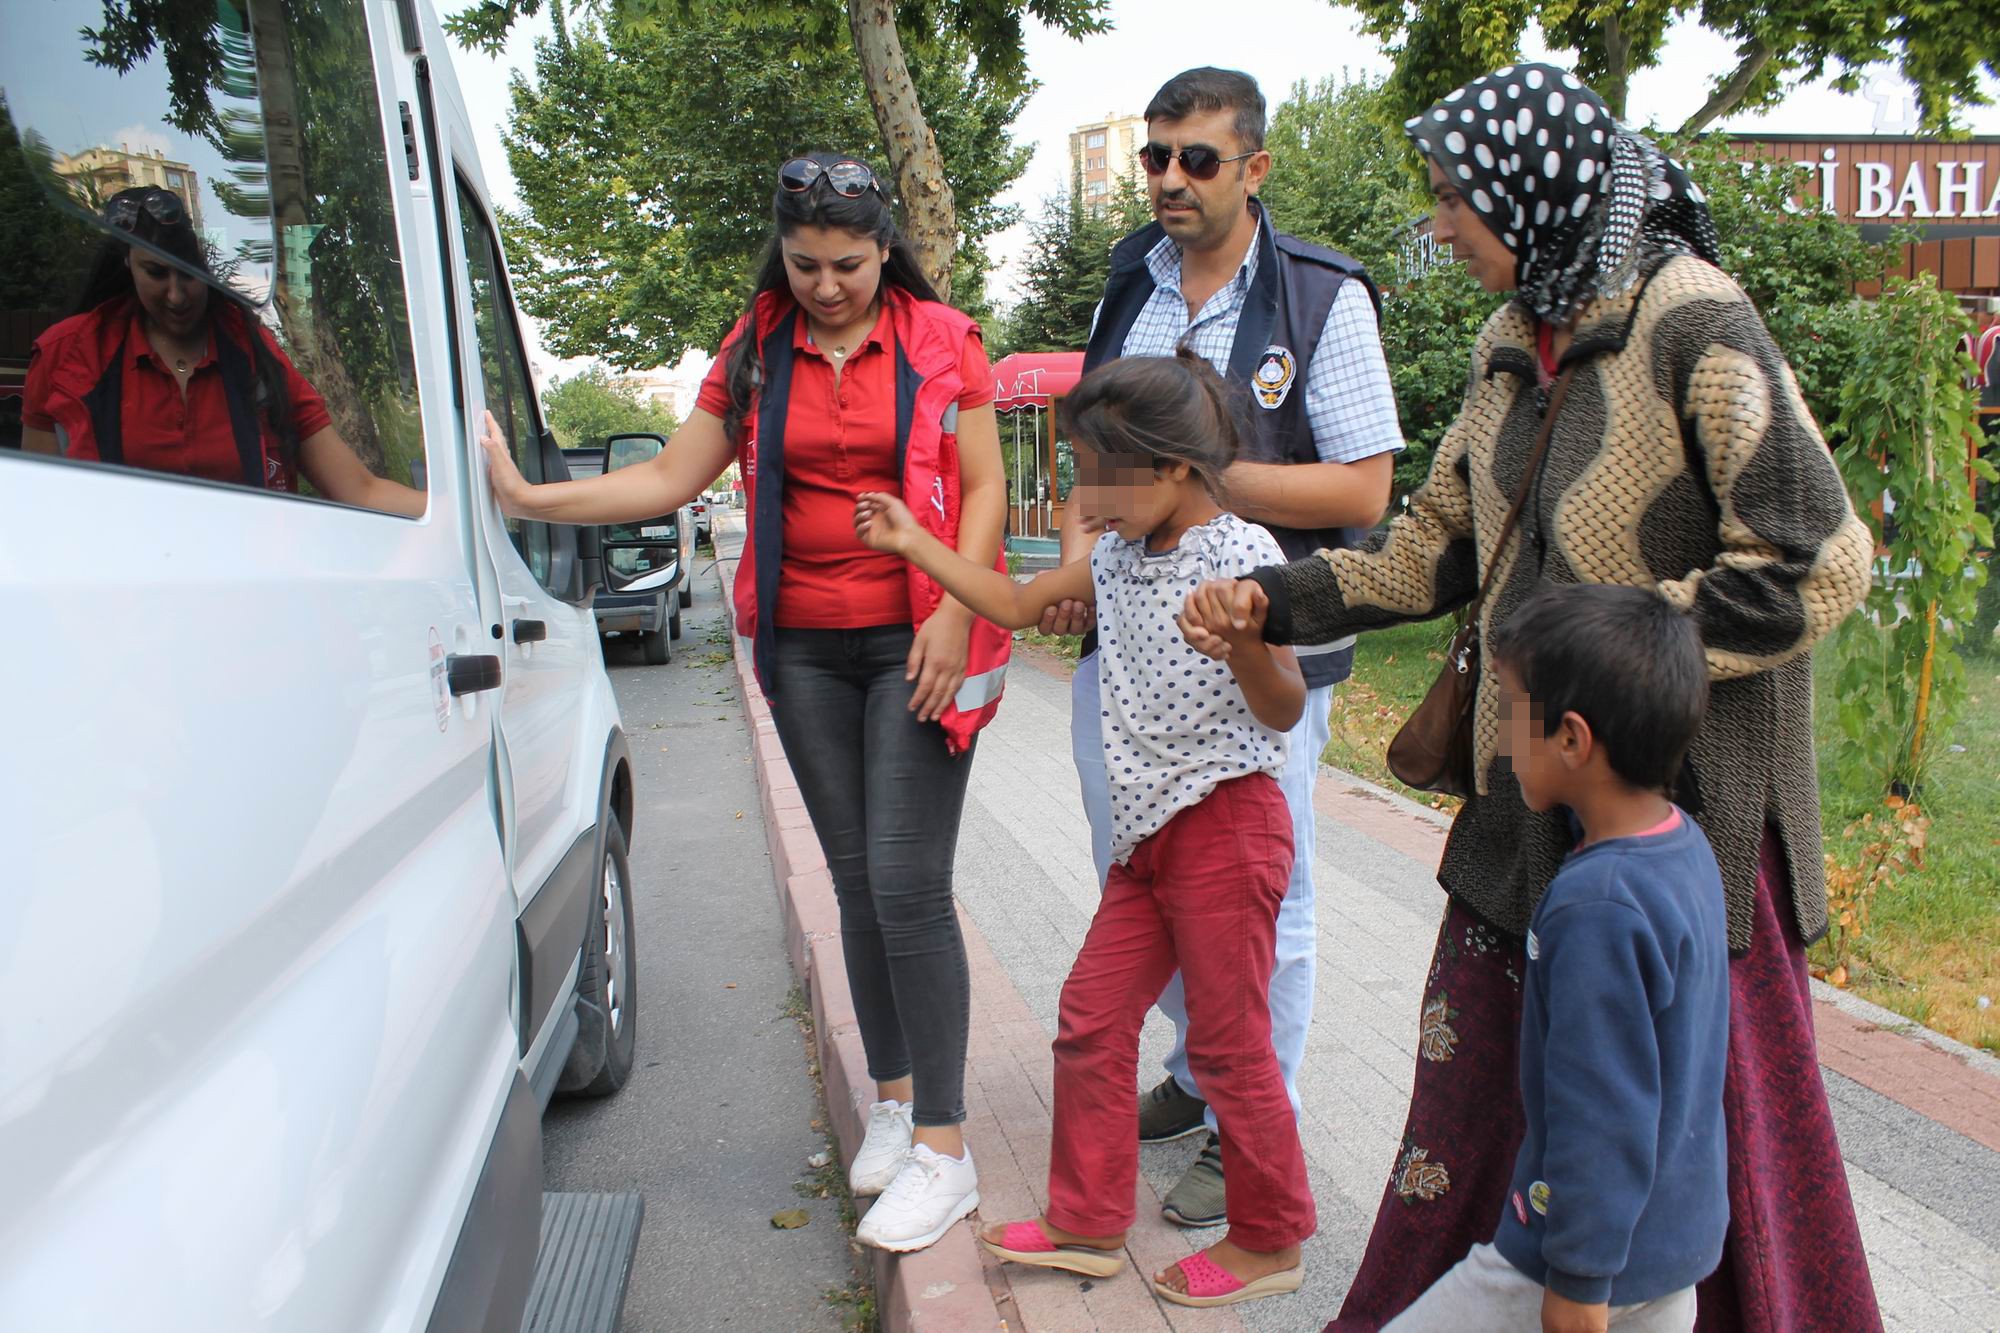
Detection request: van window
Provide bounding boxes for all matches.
[0,0,427,514]
[455,176,553,587]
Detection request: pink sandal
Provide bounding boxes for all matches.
[1152,1250,1304,1308]
[978,1220,1125,1278]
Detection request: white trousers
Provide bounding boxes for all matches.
[1383,1243,1697,1332]
[1070,649,1330,1129]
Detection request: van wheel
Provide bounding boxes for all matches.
[641,629,669,665]
[559,822,637,1097]
[668,603,683,640]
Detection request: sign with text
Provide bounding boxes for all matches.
[1728,136,2000,224]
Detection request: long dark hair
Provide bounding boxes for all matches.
[721,152,940,443]
[77,186,297,471]
[1059,347,1242,501]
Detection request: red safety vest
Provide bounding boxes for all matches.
[732,286,1009,755]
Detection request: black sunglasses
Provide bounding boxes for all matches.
[105,188,188,234]
[1137,142,1257,181]
[778,157,884,200]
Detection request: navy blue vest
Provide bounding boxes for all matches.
[1083,204,1382,687]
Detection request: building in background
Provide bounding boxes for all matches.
[1069,113,1144,214]
[616,348,712,421]
[53,144,205,231]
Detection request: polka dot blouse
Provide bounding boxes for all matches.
[1092,512,1290,864]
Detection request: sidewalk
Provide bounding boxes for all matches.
[717,530,2000,1330]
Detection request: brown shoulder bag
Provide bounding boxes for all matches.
[1385,369,1573,797]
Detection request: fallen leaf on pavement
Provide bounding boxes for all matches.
[771,1209,810,1229]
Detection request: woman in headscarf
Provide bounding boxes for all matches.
[1184,65,1881,1331]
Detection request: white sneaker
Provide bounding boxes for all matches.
[847,1099,915,1197]
[855,1143,980,1252]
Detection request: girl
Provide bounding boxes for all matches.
[853,350,1316,1308]
[483,152,1008,1254]
[1182,64,1879,1332]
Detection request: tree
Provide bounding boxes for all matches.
[997,171,1146,356]
[1348,0,1998,135]
[543,365,679,447]
[499,12,1029,368]
[449,0,1108,295]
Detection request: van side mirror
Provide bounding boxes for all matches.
[605,433,665,471]
[597,433,682,595]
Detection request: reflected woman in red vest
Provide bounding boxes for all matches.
[22,186,423,515]
[484,153,1007,1253]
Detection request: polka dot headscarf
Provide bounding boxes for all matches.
[1405,63,1720,325]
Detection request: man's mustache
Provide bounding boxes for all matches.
[1157,192,1199,211]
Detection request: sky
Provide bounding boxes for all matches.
[442,0,2000,380]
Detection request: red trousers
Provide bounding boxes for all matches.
[1045,774,1317,1251]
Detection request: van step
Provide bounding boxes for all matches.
[520,1192,644,1333]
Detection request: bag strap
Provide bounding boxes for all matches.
[1469,365,1574,615]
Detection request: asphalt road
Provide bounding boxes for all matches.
[541,514,858,1331]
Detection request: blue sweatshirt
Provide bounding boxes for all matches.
[1493,810,1731,1306]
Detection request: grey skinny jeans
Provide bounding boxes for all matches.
[767,624,975,1126]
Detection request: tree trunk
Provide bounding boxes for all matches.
[1597,12,1633,121]
[1680,39,1774,135]
[846,0,955,296]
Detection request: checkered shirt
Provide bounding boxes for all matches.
[1113,231,1404,465]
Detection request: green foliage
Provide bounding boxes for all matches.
[1826,276,1996,792]
[498,14,1029,367]
[1258,76,1501,496]
[542,365,679,448]
[0,103,98,311]
[996,171,1147,356]
[1347,0,1998,134]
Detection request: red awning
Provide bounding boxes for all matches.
[990,352,1084,411]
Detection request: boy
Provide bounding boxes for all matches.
[1386,583,1728,1333]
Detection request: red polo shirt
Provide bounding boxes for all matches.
[24,296,332,491]
[697,304,992,629]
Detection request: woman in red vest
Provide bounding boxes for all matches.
[22,186,424,516]
[485,152,1008,1253]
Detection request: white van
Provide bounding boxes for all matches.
[0,0,641,1328]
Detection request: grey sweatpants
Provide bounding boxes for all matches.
[1383,1244,1697,1332]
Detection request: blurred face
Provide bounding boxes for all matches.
[1143,107,1269,254]
[1496,661,1584,812]
[1071,450,1186,545]
[1427,159,1516,293]
[126,248,208,339]
[782,225,888,329]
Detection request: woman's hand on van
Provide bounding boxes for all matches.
[479,411,535,515]
[1178,577,1268,661]
[853,491,919,555]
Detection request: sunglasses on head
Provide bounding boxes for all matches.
[778,157,884,200]
[1137,142,1257,181]
[106,188,188,234]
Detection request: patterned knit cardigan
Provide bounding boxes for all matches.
[1248,255,1873,953]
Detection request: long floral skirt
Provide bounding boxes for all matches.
[1327,835,1882,1332]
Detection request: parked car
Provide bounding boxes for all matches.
[688,495,714,548]
[1,2,641,1328]
[564,436,691,663]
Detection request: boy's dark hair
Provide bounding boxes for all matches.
[1059,348,1242,498]
[1145,68,1266,152]
[1490,584,1709,792]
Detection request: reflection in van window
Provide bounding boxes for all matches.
[0,0,426,516]
[457,177,553,584]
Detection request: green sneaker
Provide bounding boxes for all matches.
[1137,1075,1209,1143]
[1160,1133,1227,1227]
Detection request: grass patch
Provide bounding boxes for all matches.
[779,986,879,1330]
[1018,628,1084,662]
[1327,622,1999,1050]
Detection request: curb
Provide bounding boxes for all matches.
[716,542,1007,1333]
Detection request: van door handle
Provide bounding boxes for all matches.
[511,619,547,644]
[447,654,503,696]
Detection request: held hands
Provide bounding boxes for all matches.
[1037,518,1106,636]
[1542,1290,1610,1333]
[1177,578,1270,661]
[479,410,534,516]
[853,491,921,556]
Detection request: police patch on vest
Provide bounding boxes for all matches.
[1252,346,1296,410]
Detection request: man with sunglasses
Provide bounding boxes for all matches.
[1053,65,1401,1234]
